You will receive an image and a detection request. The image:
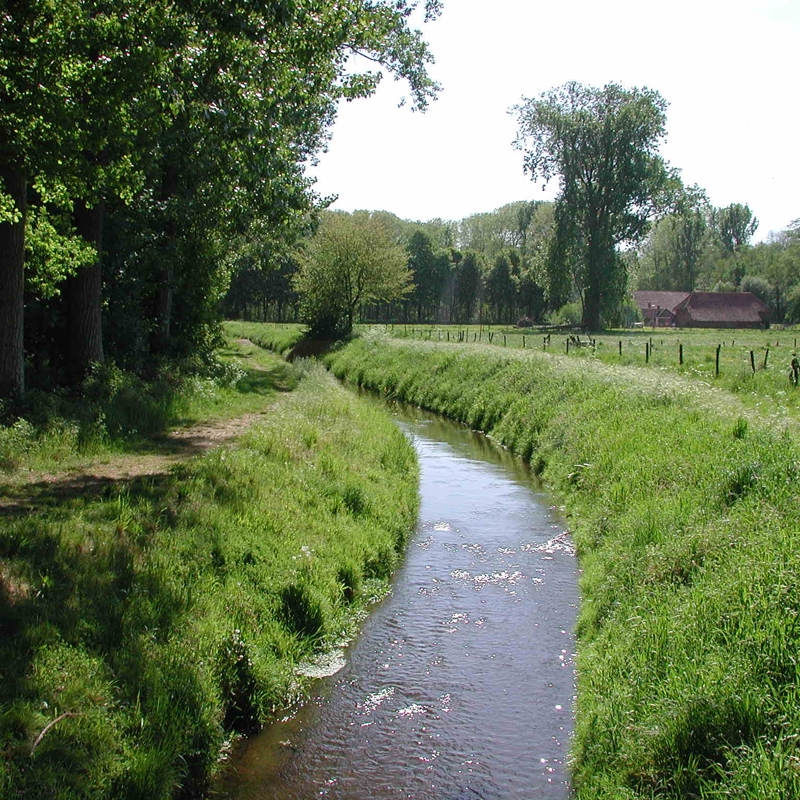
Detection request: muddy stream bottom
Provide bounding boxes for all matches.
[213,406,579,799]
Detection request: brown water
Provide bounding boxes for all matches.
[213,407,579,799]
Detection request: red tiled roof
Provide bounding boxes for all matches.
[674,292,771,323]
[633,291,690,312]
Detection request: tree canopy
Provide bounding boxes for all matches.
[514,81,677,330]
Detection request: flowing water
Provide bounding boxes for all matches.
[214,406,579,799]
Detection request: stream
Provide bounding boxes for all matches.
[213,404,579,799]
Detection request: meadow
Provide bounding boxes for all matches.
[0,346,418,798]
[318,326,800,799]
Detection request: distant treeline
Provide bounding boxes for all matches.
[224,201,800,329]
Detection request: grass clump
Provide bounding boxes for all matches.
[323,329,800,800]
[0,363,418,798]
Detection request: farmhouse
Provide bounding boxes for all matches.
[674,292,771,329]
[633,291,690,327]
[633,290,772,329]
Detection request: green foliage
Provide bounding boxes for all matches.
[485,250,517,323]
[514,82,678,329]
[325,332,800,799]
[453,250,482,323]
[548,301,583,326]
[0,357,419,798]
[1,0,442,400]
[405,229,452,322]
[294,211,413,337]
[712,203,759,254]
[636,186,711,292]
[25,206,97,299]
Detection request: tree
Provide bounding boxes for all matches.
[294,211,412,337]
[0,0,442,401]
[713,203,758,254]
[406,230,450,322]
[0,0,76,400]
[453,250,481,323]
[514,82,677,330]
[485,250,517,323]
[637,186,711,292]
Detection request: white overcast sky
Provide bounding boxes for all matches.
[308,0,800,241]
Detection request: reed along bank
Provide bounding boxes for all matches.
[324,330,800,799]
[0,364,418,798]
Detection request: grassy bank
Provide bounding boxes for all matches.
[223,321,305,357]
[323,329,800,799]
[0,363,418,798]
[383,323,800,417]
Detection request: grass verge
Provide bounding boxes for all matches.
[0,363,418,798]
[382,323,800,418]
[322,328,800,799]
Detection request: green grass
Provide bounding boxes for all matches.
[381,323,800,418]
[223,320,305,357]
[0,339,298,477]
[0,361,418,798]
[322,328,800,800]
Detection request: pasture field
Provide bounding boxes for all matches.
[0,346,418,798]
[319,327,800,799]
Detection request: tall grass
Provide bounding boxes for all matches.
[324,330,800,799]
[383,323,800,418]
[0,365,418,798]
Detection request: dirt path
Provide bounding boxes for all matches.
[0,339,277,511]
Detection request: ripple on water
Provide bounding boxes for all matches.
[215,407,578,800]
[356,686,396,715]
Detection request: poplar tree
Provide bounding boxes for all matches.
[514,82,677,330]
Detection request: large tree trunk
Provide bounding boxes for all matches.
[582,226,604,332]
[0,166,27,402]
[65,199,105,383]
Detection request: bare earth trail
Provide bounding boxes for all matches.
[0,339,279,514]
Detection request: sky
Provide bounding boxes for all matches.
[307,0,800,241]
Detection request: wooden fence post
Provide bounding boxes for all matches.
[750,350,756,374]
[679,343,683,365]
[716,344,721,376]
[763,348,769,369]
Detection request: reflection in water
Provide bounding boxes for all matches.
[214,405,579,799]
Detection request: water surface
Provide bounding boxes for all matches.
[215,406,579,799]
